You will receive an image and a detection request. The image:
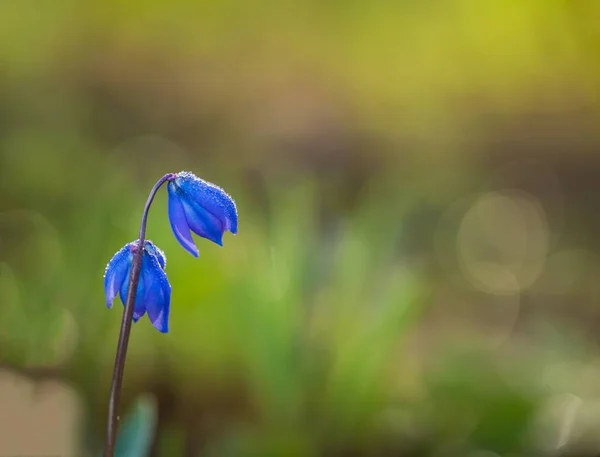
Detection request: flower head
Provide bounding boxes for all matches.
[167,171,238,257]
[103,240,171,333]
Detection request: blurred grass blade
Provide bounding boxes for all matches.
[101,394,158,457]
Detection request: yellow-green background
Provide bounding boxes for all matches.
[1,1,600,455]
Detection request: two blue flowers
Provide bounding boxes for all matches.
[103,171,238,333]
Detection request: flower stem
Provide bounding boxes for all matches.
[103,173,175,457]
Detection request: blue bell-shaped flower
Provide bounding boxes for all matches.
[103,240,171,333]
[167,171,238,257]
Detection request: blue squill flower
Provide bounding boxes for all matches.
[167,171,238,257]
[104,240,171,333]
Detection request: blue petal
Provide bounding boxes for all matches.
[144,240,166,270]
[104,243,133,309]
[120,264,147,321]
[143,253,171,333]
[175,172,238,235]
[181,198,224,246]
[167,182,199,257]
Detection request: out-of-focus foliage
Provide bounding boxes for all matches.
[1,0,600,455]
[110,395,158,457]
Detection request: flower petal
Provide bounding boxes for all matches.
[175,172,238,234]
[119,264,147,321]
[103,243,133,309]
[181,198,224,246]
[144,240,166,270]
[143,252,171,333]
[168,182,199,257]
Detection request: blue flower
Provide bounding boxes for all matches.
[167,171,238,257]
[103,240,171,333]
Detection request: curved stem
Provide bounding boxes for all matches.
[103,173,175,457]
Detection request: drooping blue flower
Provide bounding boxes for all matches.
[167,171,238,257]
[103,240,171,333]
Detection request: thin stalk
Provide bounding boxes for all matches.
[103,173,175,457]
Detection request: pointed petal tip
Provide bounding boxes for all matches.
[227,220,238,235]
[227,214,238,234]
[133,310,146,322]
[187,246,200,257]
[183,242,200,257]
[207,233,223,247]
[153,323,169,333]
[149,308,169,333]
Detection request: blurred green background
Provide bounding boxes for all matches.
[1,0,600,455]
